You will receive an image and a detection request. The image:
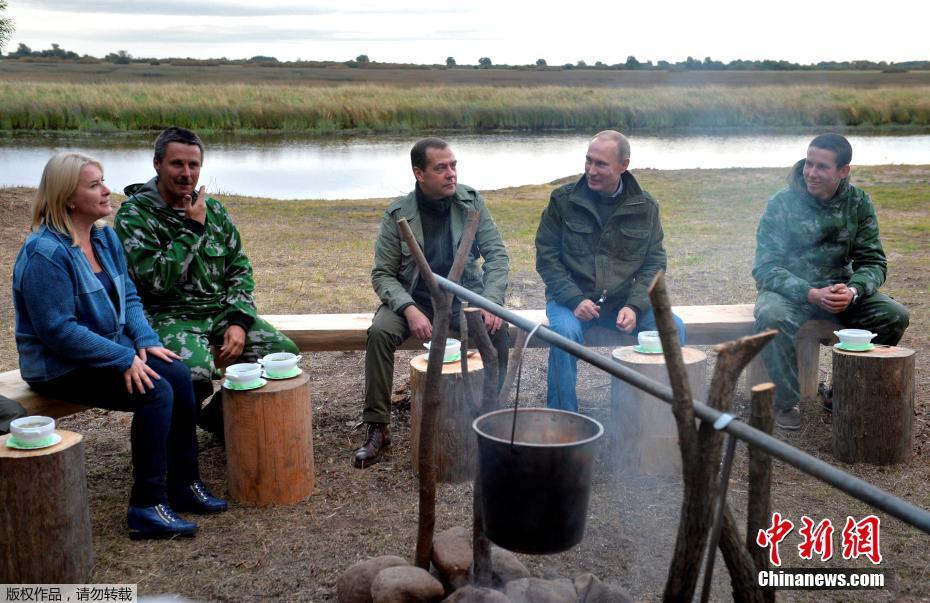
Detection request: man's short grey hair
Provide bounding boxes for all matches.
[592,130,631,162]
[154,126,204,163]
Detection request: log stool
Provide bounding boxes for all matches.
[223,372,314,505]
[610,347,707,477]
[0,430,93,582]
[410,352,484,483]
[832,345,915,465]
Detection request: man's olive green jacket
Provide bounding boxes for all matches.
[371,184,509,312]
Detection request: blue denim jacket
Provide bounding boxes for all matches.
[13,224,161,382]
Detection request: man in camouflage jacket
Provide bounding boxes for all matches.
[115,127,297,432]
[753,133,909,430]
[535,130,685,413]
[354,137,510,468]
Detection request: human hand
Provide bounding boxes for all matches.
[807,284,853,314]
[480,309,503,334]
[184,185,208,224]
[404,306,433,340]
[218,324,247,362]
[616,306,637,333]
[137,346,181,364]
[123,355,160,394]
[573,299,600,322]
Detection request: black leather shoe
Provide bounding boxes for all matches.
[169,480,228,514]
[352,423,391,468]
[127,503,198,540]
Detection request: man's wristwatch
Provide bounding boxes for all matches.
[848,286,860,305]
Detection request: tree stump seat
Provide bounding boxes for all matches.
[409,353,484,483]
[223,372,314,506]
[832,345,915,465]
[0,430,93,582]
[610,346,707,477]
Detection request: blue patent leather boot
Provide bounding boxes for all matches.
[169,480,228,514]
[127,503,198,540]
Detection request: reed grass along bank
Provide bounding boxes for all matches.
[3,82,930,133]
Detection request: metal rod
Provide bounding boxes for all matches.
[435,275,930,535]
[699,434,738,603]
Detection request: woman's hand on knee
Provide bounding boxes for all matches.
[138,346,182,364]
[124,356,161,394]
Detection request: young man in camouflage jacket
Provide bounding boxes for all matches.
[115,127,297,434]
[753,133,909,430]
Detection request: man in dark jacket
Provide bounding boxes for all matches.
[353,137,510,468]
[753,133,909,430]
[535,130,684,412]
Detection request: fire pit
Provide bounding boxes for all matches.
[473,408,604,554]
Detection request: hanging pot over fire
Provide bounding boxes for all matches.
[473,408,604,554]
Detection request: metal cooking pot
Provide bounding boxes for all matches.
[473,408,604,554]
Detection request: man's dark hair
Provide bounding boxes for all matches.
[154,126,205,163]
[410,137,449,170]
[809,133,852,168]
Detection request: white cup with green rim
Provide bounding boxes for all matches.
[834,329,876,350]
[225,362,263,386]
[637,331,662,353]
[260,352,302,378]
[423,338,462,362]
[10,415,56,447]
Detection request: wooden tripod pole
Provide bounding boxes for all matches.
[463,307,500,587]
[649,271,774,602]
[398,211,479,570]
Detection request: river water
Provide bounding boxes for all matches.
[1,132,928,200]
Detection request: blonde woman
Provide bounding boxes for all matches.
[12,152,226,539]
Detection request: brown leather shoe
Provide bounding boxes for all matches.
[352,423,392,468]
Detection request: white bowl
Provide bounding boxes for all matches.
[260,352,302,377]
[423,338,462,362]
[10,415,56,445]
[225,362,263,384]
[637,331,662,352]
[834,329,876,347]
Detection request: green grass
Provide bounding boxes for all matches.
[3,81,930,133]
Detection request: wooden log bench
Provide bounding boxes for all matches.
[0,304,839,420]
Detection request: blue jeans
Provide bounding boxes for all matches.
[30,356,200,506]
[545,300,686,412]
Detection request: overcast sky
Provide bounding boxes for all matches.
[5,0,928,65]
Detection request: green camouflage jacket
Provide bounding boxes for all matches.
[535,171,666,317]
[372,184,509,312]
[114,178,257,321]
[752,159,887,302]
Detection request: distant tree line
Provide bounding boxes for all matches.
[3,43,928,72]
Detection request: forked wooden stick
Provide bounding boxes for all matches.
[650,270,775,601]
[399,211,479,569]
[464,307,500,587]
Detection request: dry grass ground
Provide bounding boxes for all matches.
[0,165,927,601]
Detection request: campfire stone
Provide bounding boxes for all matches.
[443,586,511,602]
[337,555,409,603]
[490,546,530,587]
[574,573,633,603]
[504,577,576,603]
[432,526,472,588]
[371,566,445,603]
